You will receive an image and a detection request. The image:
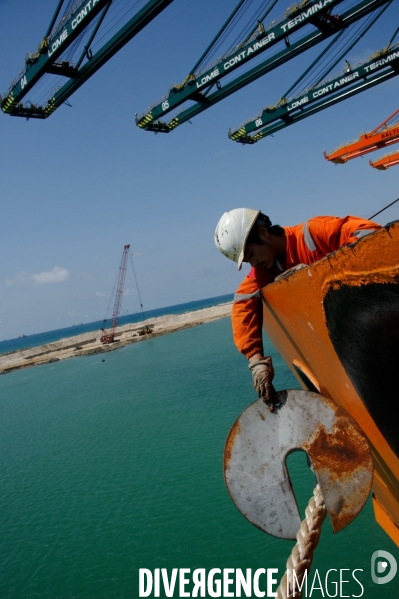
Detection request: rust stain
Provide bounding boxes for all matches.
[303,417,371,478]
[332,505,353,531]
[302,414,373,531]
[224,419,241,470]
[322,267,399,299]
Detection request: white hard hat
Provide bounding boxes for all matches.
[214,208,261,270]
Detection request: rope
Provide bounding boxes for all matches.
[370,197,399,220]
[276,485,326,599]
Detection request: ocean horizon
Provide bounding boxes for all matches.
[0,293,234,356]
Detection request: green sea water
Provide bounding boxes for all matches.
[1,318,398,598]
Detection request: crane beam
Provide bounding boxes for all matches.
[136,0,347,131]
[135,0,391,133]
[45,0,174,117]
[228,43,399,144]
[1,0,173,119]
[370,150,399,169]
[1,0,110,115]
[325,107,399,162]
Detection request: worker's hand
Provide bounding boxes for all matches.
[248,356,277,409]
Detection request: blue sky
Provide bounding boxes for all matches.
[1,0,398,339]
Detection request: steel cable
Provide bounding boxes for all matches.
[309,1,392,89]
[370,197,399,220]
[281,1,392,103]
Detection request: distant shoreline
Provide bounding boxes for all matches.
[0,303,232,376]
[0,293,234,354]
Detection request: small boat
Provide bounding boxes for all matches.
[259,220,399,545]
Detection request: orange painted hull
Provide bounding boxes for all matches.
[260,221,399,545]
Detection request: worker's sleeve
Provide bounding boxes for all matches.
[306,216,381,253]
[232,269,273,358]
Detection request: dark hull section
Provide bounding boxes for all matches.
[324,281,399,458]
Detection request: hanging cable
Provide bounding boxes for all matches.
[89,0,143,55]
[76,2,113,68]
[370,197,399,220]
[103,267,120,323]
[61,0,77,21]
[190,0,248,75]
[279,29,345,103]
[45,0,66,38]
[129,254,146,322]
[221,0,276,59]
[241,0,279,46]
[279,0,393,104]
[195,0,259,73]
[385,113,399,127]
[222,0,268,56]
[387,23,399,47]
[194,0,280,75]
[310,1,392,88]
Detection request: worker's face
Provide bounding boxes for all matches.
[244,227,277,270]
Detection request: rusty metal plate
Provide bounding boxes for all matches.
[224,389,373,540]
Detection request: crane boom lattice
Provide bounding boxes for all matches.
[101,244,130,344]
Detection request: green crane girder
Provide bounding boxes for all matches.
[228,42,399,143]
[136,0,345,131]
[1,0,173,119]
[135,0,391,133]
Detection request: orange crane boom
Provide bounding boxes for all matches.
[324,109,399,163]
[370,149,399,170]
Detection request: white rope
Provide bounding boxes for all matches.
[276,484,327,599]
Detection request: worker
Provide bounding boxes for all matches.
[214,209,380,408]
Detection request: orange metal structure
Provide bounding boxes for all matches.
[324,109,399,164]
[370,150,399,170]
[259,222,399,546]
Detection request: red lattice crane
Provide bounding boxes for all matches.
[324,109,399,164]
[370,150,399,170]
[101,244,130,344]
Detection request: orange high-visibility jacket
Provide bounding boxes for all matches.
[232,215,381,358]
